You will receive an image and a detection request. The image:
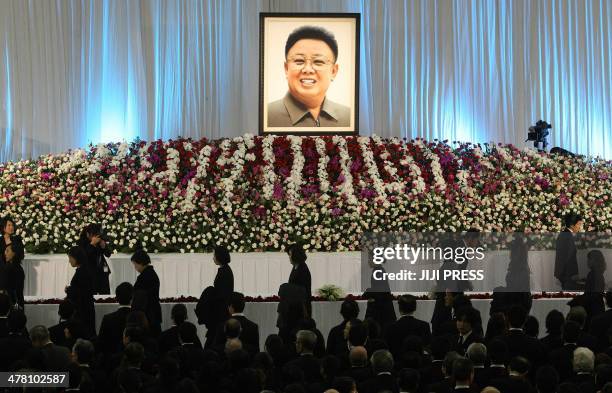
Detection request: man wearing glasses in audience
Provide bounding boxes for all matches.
[268,25,351,127]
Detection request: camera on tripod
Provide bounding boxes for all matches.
[526,120,552,151]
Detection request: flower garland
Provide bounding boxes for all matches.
[359,136,387,200]
[261,135,276,199]
[334,136,358,204]
[286,136,303,202]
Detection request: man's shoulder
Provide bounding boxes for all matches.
[267,98,292,127]
[323,98,351,125]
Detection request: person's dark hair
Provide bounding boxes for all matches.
[348,319,368,347]
[30,325,50,344]
[5,241,25,264]
[116,282,134,306]
[398,294,418,314]
[456,306,479,328]
[443,351,461,377]
[564,213,584,228]
[364,317,381,340]
[332,376,356,393]
[536,365,559,393]
[508,356,531,374]
[265,334,285,362]
[178,322,199,344]
[545,309,565,335]
[507,305,527,328]
[321,355,341,381]
[340,298,360,320]
[452,294,473,312]
[287,243,307,264]
[567,306,587,328]
[214,245,231,265]
[485,312,507,341]
[124,342,145,367]
[453,358,474,382]
[8,309,26,332]
[588,250,607,273]
[563,320,581,343]
[284,26,338,62]
[229,291,246,313]
[0,293,11,315]
[124,326,146,345]
[72,338,95,364]
[131,249,151,265]
[283,383,306,393]
[398,368,420,392]
[171,303,188,325]
[118,368,142,393]
[67,246,87,266]
[524,315,539,338]
[487,339,508,364]
[1,216,15,233]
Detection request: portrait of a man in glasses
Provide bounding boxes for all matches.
[267,26,351,127]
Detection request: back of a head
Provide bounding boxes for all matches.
[175,378,201,393]
[509,356,530,375]
[398,294,417,315]
[573,347,595,373]
[536,365,559,393]
[430,336,452,360]
[466,343,487,365]
[321,355,342,380]
[567,306,587,328]
[563,320,581,343]
[229,291,246,313]
[332,376,356,393]
[225,318,242,339]
[487,339,508,364]
[596,364,612,390]
[296,329,317,352]
[456,306,480,329]
[116,282,134,306]
[508,305,527,328]
[348,319,368,347]
[340,299,359,320]
[73,338,95,364]
[564,212,583,228]
[0,293,11,316]
[453,358,474,383]
[398,368,420,392]
[29,325,50,346]
[443,351,462,377]
[131,249,151,266]
[124,342,145,367]
[171,303,188,325]
[349,345,367,367]
[287,243,307,264]
[481,388,501,393]
[524,315,539,337]
[371,349,394,374]
[8,309,27,333]
[225,337,243,355]
[545,309,565,335]
[178,321,199,344]
[214,245,231,265]
[604,382,612,393]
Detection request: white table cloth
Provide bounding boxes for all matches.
[24,298,572,348]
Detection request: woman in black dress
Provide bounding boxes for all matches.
[78,223,112,294]
[66,246,96,338]
[213,246,234,302]
[132,249,162,336]
[4,242,25,309]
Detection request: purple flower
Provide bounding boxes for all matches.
[273,183,284,200]
[331,207,343,216]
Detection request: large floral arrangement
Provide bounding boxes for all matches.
[0,135,610,253]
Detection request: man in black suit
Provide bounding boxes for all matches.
[347,346,372,384]
[554,213,583,290]
[386,294,431,360]
[226,291,259,354]
[359,349,399,393]
[536,366,559,393]
[29,325,72,371]
[0,309,31,370]
[72,338,108,392]
[172,322,206,380]
[486,339,509,382]
[549,320,580,382]
[453,358,477,393]
[466,343,488,390]
[590,292,612,352]
[98,282,133,354]
[327,298,359,357]
[0,293,11,338]
[48,300,75,348]
[132,250,162,336]
[500,306,545,374]
[428,351,461,393]
[490,356,535,393]
[285,330,322,384]
[158,303,191,354]
[454,307,482,356]
[570,347,596,392]
[287,243,311,311]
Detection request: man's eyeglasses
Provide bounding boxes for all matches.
[287,56,333,71]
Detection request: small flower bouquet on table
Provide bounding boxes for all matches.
[317,284,344,301]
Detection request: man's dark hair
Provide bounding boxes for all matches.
[287,243,307,264]
[453,358,474,382]
[545,309,565,335]
[398,294,417,314]
[443,351,462,377]
[284,26,338,62]
[214,246,231,265]
[563,320,581,343]
[0,293,11,315]
[67,246,87,266]
[116,282,134,306]
[536,365,559,393]
[124,342,145,367]
[178,322,199,343]
[596,364,612,390]
[229,292,246,313]
[507,305,527,328]
[488,338,508,364]
[564,212,584,228]
[73,339,95,364]
[340,299,359,320]
[131,249,151,265]
[224,318,242,339]
[398,368,420,392]
[430,336,452,360]
[508,356,531,374]
[456,306,479,327]
[8,309,26,333]
[171,303,188,325]
[348,319,368,347]
[524,315,539,337]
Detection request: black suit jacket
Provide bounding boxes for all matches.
[97,306,131,354]
[501,330,545,372]
[549,343,578,382]
[289,262,311,297]
[134,265,162,334]
[66,266,96,336]
[214,264,234,302]
[0,333,31,370]
[554,230,578,286]
[490,375,536,393]
[453,331,483,356]
[49,320,70,348]
[78,239,112,295]
[38,343,72,371]
[590,309,612,351]
[233,314,259,354]
[327,321,348,357]
[359,373,399,393]
[386,315,431,358]
[285,353,322,383]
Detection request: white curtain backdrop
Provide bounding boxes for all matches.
[1,0,611,161]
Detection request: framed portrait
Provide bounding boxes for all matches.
[259,13,360,135]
